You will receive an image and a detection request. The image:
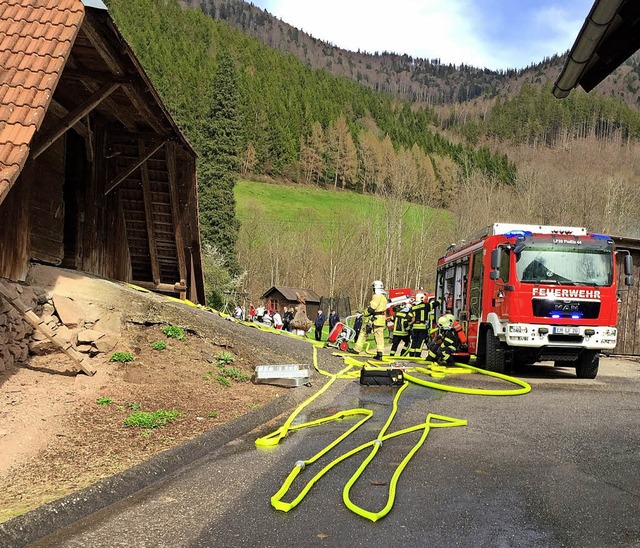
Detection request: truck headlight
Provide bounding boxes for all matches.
[508,325,528,333]
[603,328,617,337]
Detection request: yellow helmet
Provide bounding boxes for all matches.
[437,314,453,330]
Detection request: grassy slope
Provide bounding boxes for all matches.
[234,179,448,244]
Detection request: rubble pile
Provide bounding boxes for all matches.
[0,280,121,373]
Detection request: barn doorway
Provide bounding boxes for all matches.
[62,130,87,269]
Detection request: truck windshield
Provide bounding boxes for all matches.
[515,241,613,286]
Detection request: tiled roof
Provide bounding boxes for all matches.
[0,0,84,203]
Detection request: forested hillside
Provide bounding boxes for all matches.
[185,0,640,108]
[106,0,640,307]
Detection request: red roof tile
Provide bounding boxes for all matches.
[0,0,84,205]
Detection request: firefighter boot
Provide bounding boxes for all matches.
[347,348,359,355]
[375,352,383,361]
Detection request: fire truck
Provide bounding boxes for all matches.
[434,223,634,379]
[385,287,434,333]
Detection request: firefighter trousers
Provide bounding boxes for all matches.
[409,328,428,357]
[390,334,411,356]
[354,324,385,355]
[427,341,457,365]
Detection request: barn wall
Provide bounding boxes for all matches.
[28,139,65,266]
[0,168,31,281]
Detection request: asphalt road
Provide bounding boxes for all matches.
[31,356,640,548]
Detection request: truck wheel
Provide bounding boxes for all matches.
[575,350,599,379]
[484,327,505,374]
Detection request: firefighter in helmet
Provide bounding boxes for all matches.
[389,303,412,356]
[427,313,467,365]
[408,293,440,357]
[349,280,388,360]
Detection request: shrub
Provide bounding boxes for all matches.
[124,409,181,429]
[162,325,185,340]
[151,340,167,351]
[109,352,134,363]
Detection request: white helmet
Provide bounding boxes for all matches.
[372,280,384,294]
[415,292,425,304]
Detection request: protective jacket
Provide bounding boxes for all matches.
[392,309,411,336]
[367,293,388,327]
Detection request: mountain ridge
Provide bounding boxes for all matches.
[184,0,640,108]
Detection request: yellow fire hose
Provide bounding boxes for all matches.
[196,306,532,521]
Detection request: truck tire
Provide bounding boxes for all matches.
[575,350,599,379]
[484,327,505,374]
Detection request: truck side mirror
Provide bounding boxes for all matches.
[491,249,500,270]
[624,255,633,276]
[625,275,634,286]
[489,271,499,280]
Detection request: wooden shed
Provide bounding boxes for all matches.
[613,235,640,355]
[261,286,321,319]
[0,0,205,303]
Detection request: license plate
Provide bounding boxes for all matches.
[553,326,580,335]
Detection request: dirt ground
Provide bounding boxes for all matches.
[0,266,293,523]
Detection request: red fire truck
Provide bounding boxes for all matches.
[434,223,634,378]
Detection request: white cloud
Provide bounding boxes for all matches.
[267,0,498,68]
[262,0,591,69]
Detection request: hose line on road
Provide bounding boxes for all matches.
[190,305,531,521]
[252,340,531,521]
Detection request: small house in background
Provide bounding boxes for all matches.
[0,0,205,303]
[261,286,321,318]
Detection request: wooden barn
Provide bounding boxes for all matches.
[0,0,205,303]
[613,236,640,355]
[261,286,321,318]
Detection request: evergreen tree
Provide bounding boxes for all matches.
[198,48,241,274]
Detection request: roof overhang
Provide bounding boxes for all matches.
[553,0,640,98]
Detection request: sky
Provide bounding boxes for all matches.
[250,0,594,70]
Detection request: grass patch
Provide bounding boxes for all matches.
[218,365,250,382]
[109,352,134,363]
[124,409,181,429]
[215,351,235,365]
[96,397,113,405]
[151,340,167,351]
[162,325,185,340]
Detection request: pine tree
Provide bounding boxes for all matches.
[198,48,241,274]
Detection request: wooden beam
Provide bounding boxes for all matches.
[104,139,167,196]
[131,280,186,294]
[139,140,161,285]
[31,83,119,159]
[166,141,188,291]
[81,16,125,76]
[83,80,137,133]
[61,68,132,85]
[48,100,89,139]
[123,84,169,135]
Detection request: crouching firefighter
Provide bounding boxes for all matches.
[408,293,439,357]
[427,314,467,365]
[349,280,388,360]
[390,304,412,356]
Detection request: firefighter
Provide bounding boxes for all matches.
[427,313,467,365]
[349,280,388,360]
[407,293,440,357]
[389,304,412,356]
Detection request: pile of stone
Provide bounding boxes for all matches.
[0,283,38,372]
[0,280,121,373]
